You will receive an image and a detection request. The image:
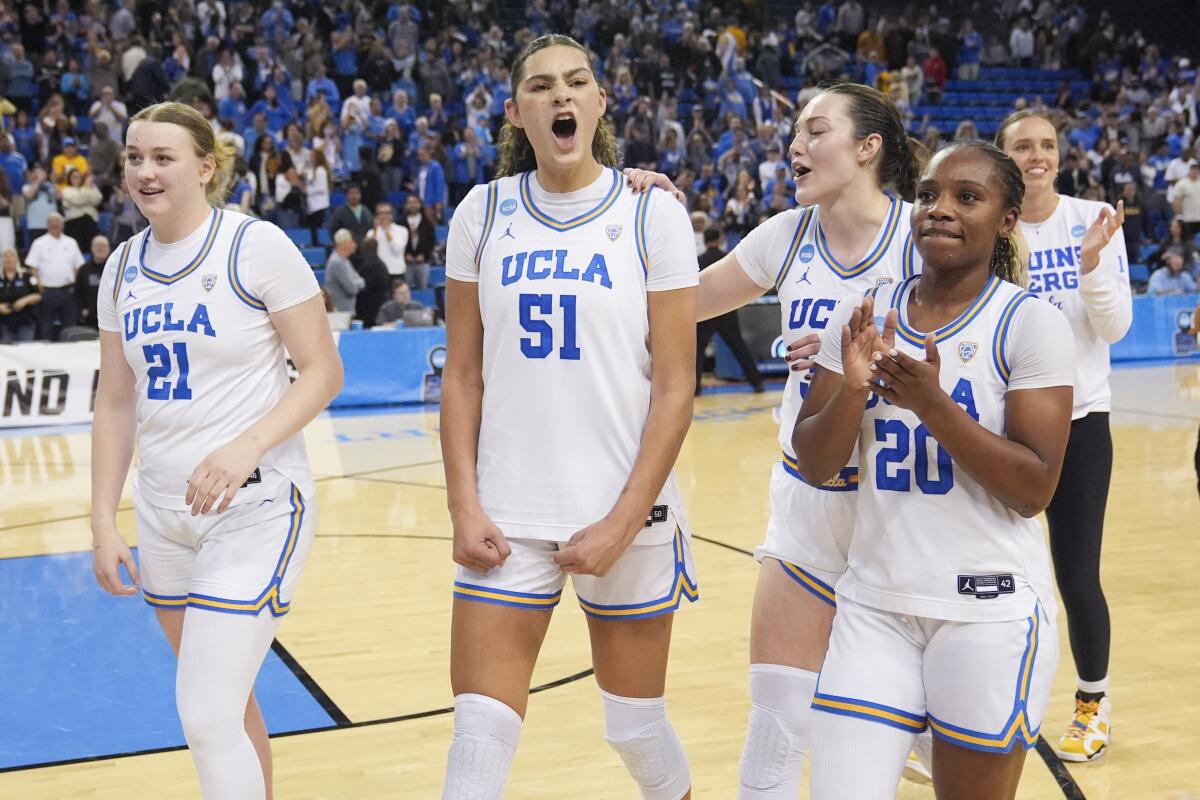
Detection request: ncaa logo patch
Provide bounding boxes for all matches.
[958,341,979,362]
[606,224,623,241]
[770,335,787,358]
[202,273,218,291]
[1070,224,1086,237]
[798,243,815,263]
[123,265,138,283]
[499,198,518,216]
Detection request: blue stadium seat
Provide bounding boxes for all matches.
[412,288,437,307]
[1128,262,1150,285]
[435,224,449,245]
[316,228,332,246]
[302,246,326,266]
[429,265,446,286]
[313,268,326,286]
[285,228,312,247]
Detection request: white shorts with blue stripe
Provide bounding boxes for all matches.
[454,527,698,620]
[754,454,857,607]
[812,596,1058,753]
[137,472,315,617]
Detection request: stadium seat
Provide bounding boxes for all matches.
[313,268,326,286]
[429,265,446,286]
[1128,262,1150,285]
[435,224,449,245]
[412,288,437,308]
[316,228,332,246]
[302,246,327,266]
[285,228,312,247]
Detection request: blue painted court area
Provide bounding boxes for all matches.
[0,550,335,770]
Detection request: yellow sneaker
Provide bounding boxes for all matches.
[1054,696,1112,762]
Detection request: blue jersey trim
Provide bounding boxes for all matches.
[814,196,900,278]
[139,208,223,285]
[991,290,1035,384]
[228,218,267,311]
[519,168,622,232]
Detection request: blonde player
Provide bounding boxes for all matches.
[90,102,342,800]
[795,142,1075,798]
[439,35,698,800]
[995,110,1130,761]
[627,82,930,795]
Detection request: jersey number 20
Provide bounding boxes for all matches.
[519,293,580,360]
[143,342,193,400]
[874,419,953,494]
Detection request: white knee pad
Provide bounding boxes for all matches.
[442,694,523,800]
[738,664,818,798]
[601,689,691,800]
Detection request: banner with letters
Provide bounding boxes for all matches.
[0,342,100,428]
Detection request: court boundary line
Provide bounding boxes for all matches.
[270,639,351,726]
[6,443,1090,797]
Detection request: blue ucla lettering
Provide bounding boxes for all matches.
[1028,247,1082,274]
[501,252,527,285]
[162,302,185,332]
[1053,247,1076,267]
[788,297,837,330]
[499,250,611,288]
[123,307,141,341]
[950,378,980,421]
[526,249,553,280]
[581,253,612,288]
[142,303,163,334]
[187,304,216,336]
[124,303,216,340]
[552,250,579,280]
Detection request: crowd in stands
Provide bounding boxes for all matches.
[1,0,1198,342]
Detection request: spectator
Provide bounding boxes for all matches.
[51,138,88,187]
[25,212,84,341]
[325,229,363,313]
[1056,151,1092,197]
[0,249,40,343]
[106,172,146,247]
[367,202,409,278]
[1148,251,1198,295]
[695,227,763,394]
[22,166,58,246]
[1172,162,1200,242]
[219,82,249,132]
[387,89,417,139]
[126,46,172,115]
[414,145,446,222]
[60,169,103,253]
[304,148,332,245]
[922,47,947,101]
[1119,183,1150,261]
[60,58,91,117]
[403,194,436,290]
[0,171,12,256]
[1148,218,1200,269]
[377,120,407,193]
[0,135,28,211]
[450,127,493,205]
[958,19,983,80]
[329,184,373,243]
[249,133,282,218]
[341,79,372,131]
[1010,16,1036,68]
[5,45,35,114]
[375,279,426,327]
[74,234,109,329]
[88,124,122,190]
[354,237,391,328]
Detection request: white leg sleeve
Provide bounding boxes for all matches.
[175,609,282,800]
[441,693,523,800]
[737,663,818,798]
[601,690,691,800]
[809,709,915,800]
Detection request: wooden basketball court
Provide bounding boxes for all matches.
[1,362,1197,799]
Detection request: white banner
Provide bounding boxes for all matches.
[0,342,100,428]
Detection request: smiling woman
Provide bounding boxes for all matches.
[89,101,343,800]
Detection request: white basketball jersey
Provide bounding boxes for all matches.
[815,275,1075,622]
[1019,194,1131,419]
[734,197,920,483]
[97,208,319,509]
[445,168,698,544]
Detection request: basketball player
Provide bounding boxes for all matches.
[626,82,933,795]
[90,102,342,800]
[439,35,698,800]
[996,110,1130,762]
[795,141,1075,798]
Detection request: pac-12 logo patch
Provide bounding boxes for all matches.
[875,276,894,287]
[606,224,623,241]
[202,273,218,291]
[1070,224,1086,237]
[499,198,518,216]
[958,341,978,362]
[798,243,815,263]
[123,265,138,283]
